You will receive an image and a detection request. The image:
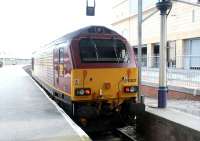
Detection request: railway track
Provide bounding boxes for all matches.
[57,94,144,141]
[116,126,138,141]
[89,125,144,141]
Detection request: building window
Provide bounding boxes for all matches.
[153,44,160,55]
[133,45,147,67]
[192,9,195,23]
[152,43,160,68]
[167,41,176,68]
[184,38,200,69]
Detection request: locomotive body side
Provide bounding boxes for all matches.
[32,45,54,94]
[32,39,74,102]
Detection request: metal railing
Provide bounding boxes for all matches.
[0,58,31,65]
[138,55,200,91]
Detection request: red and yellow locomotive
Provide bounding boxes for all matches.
[32,26,143,129]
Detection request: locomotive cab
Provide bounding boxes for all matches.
[71,37,138,102]
[68,26,142,126]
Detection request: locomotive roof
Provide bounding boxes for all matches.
[39,25,124,51]
[53,26,120,44]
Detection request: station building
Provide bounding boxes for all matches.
[0,51,31,65]
[112,0,200,69]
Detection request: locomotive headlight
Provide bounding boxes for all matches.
[124,86,138,93]
[79,89,85,95]
[75,88,91,96]
[129,86,137,93]
[84,89,91,95]
[124,87,130,93]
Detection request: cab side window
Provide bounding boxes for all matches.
[59,48,64,64]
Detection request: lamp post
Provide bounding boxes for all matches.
[86,0,95,16]
[156,0,172,108]
[138,0,143,102]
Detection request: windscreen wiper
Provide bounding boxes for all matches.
[113,38,120,63]
[90,39,99,61]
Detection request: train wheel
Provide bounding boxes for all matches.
[120,101,136,126]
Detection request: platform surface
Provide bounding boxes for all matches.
[0,65,91,141]
[146,106,200,132]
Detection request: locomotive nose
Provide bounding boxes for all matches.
[71,68,138,101]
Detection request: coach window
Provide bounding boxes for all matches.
[59,48,64,64]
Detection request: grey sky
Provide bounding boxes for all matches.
[0,0,157,58]
[0,0,112,58]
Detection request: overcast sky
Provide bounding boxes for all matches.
[0,0,158,58]
[0,0,113,58]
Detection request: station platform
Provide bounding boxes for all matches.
[138,99,200,141]
[0,65,91,141]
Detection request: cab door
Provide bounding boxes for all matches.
[54,47,65,91]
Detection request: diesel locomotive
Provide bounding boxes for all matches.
[32,26,144,129]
